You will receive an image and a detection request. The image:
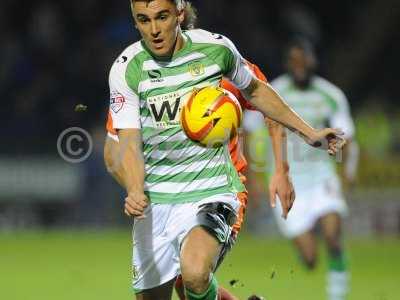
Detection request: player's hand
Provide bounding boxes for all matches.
[306,128,346,156]
[269,169,295,219]
[124,192,149,219]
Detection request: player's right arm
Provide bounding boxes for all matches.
[107,57,148,218]
[117,129,148,218]
[104,134,126,187]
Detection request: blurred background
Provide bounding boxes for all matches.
[1,0,399,299]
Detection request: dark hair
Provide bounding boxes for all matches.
[130,0,197,30]
[285,36,316,58]
[131,0,186,10]
[181,1,197,30]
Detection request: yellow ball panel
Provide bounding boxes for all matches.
[181,86,242,148]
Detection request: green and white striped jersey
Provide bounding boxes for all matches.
[109,29,253,204]
[271,74,355,188]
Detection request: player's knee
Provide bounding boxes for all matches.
[181,263,212,294]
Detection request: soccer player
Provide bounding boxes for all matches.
[106,4,290,300]
[106,1,345,299]
[269,38,359,300]
[106,62,288,300]
[106,62,292,300]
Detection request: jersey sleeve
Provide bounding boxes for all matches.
[219,35,255,90]
[241,62,268,110]
[221,61,268,111]
[329,90,355,139]
[248,62,267,83]
[108,60,141,130]
[105,110,117,135]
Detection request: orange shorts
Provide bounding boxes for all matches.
[232,175,248,234]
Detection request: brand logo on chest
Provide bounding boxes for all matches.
[148,69,163,83]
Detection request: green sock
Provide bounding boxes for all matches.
[185,275,218,300]
[329,252,348,272]
[327,252,349,300]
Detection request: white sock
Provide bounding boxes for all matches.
[327,271,349,300]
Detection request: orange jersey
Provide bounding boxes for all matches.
[222,62,267,234]
[222,62,267,174]
[106,110,117,136]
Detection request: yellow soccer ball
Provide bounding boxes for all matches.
[181,86,242,147]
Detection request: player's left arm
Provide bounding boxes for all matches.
[220,35,345,154]
[243,79,345,154]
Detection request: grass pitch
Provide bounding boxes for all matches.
[0,230,399,300]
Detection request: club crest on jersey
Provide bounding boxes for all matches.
[110,92,125,113]
[188,61,205,77]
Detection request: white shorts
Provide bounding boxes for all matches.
[131,193,239,291]
[272,177,348,238]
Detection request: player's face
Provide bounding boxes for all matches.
[287,47,315,88]
[132,0,184,58]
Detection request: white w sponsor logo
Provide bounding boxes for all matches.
[149,98,181,122]
[147,92,184,129]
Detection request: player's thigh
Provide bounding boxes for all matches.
[180,226,222,276]
[293,231,318,267]
[136,278,175,300]
[180,195,239,276]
